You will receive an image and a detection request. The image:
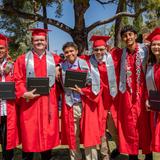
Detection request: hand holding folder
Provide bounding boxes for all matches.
[27,77,49,95]
[64,70,87,88]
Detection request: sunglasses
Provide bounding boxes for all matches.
[93,48,106,52]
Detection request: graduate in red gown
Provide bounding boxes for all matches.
[0,34,20,160]
[145,27,160,153]
[117,25,152,160]
[81,35,121,160]
[59,42,101,160]
[14,28,60,160]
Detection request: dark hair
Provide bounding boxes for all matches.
[148,45,156,65]
[120,25,137,37]
[62,42,78,51]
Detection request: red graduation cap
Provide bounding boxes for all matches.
[146,27,160,42]
[29,28,51,37]
[0,34,10,47]
[90,35,110,48]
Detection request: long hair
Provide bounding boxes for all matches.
[148,45,156,65]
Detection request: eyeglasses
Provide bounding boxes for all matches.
[93,48,106,52]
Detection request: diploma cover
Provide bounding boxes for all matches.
[0,82,16,100]
[149,90,160,111]
[64,70,87,88]
[27,77,49,95]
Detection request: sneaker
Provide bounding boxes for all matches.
[110,148,120,159]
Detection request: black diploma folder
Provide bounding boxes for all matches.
[0,82,15,100]
[149,90,160,111]
[64,70,87,88]
[27,77,49,95]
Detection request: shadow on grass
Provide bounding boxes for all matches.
[7,148,129,160]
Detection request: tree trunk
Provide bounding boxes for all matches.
[71,30,88,55]
[133,0,143,32]
[72,0,89,55]
[42,4,50,49]
[43,6,48,29]
[114,0,126,47]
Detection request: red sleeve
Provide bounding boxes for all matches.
[53,53,62,65]
[14,54,27,99]
[81,85,103,104]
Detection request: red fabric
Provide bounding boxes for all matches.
[146,27,160,42]
[0,34,10,46]
[29,28,50,36]
[81,50,121,137]
[60,61,101,149]
[117,48,151,154]
[109,48,122,127]
[14,53,60,152]
[0,40,7,46]
[150,64,160,152]
[90,35,110,48]
[0,61,20,149]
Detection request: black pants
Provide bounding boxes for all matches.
[128,155,138,160]
[129,153,153,160]
[0,116,14,160]
[22,150,52,160]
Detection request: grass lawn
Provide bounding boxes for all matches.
[0,141,160,160]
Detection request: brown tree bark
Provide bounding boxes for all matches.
[70,0,89,54]
[114,0,126,47]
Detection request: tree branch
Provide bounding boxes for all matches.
[87,8,147,32]
[0,4,73,34]
[95,0,117,5]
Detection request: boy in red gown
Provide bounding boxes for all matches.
[0,34,19,160]
[14,28,60,160]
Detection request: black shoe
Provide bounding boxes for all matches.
[144,153,153,160]
[128,154,138,160]
[110,148,120,159]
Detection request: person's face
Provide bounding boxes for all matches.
[32,36,47,51]
[92,46,106,61]
[121,31,137,47]
[64,46,78,64]
[151,40,160,57]
[0,45,7,60]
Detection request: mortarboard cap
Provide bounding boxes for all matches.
[29,28,51,37]
[146,27,160,42]
[0,34,10,47]
[90,35,110,48]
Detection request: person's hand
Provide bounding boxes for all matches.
[145,99,151,111]
[22,89,40,102]
[69,85,84,95]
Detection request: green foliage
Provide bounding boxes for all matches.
[0,0,36,59]
[143,0,160,31]
[0,0,160,53]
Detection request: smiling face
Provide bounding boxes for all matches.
[0,45,7,61]
[64,46,78,64]
[121,31,137,48]
[151,40,160,59]
[32,36,47,52]
[92,46,106,61]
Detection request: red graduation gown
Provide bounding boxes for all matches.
[60,62,101,149]
[0,62,20,150]
[81,50,121,137]
[14,53,60,152]
[150,64,160,152]
[117,48,151,154]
